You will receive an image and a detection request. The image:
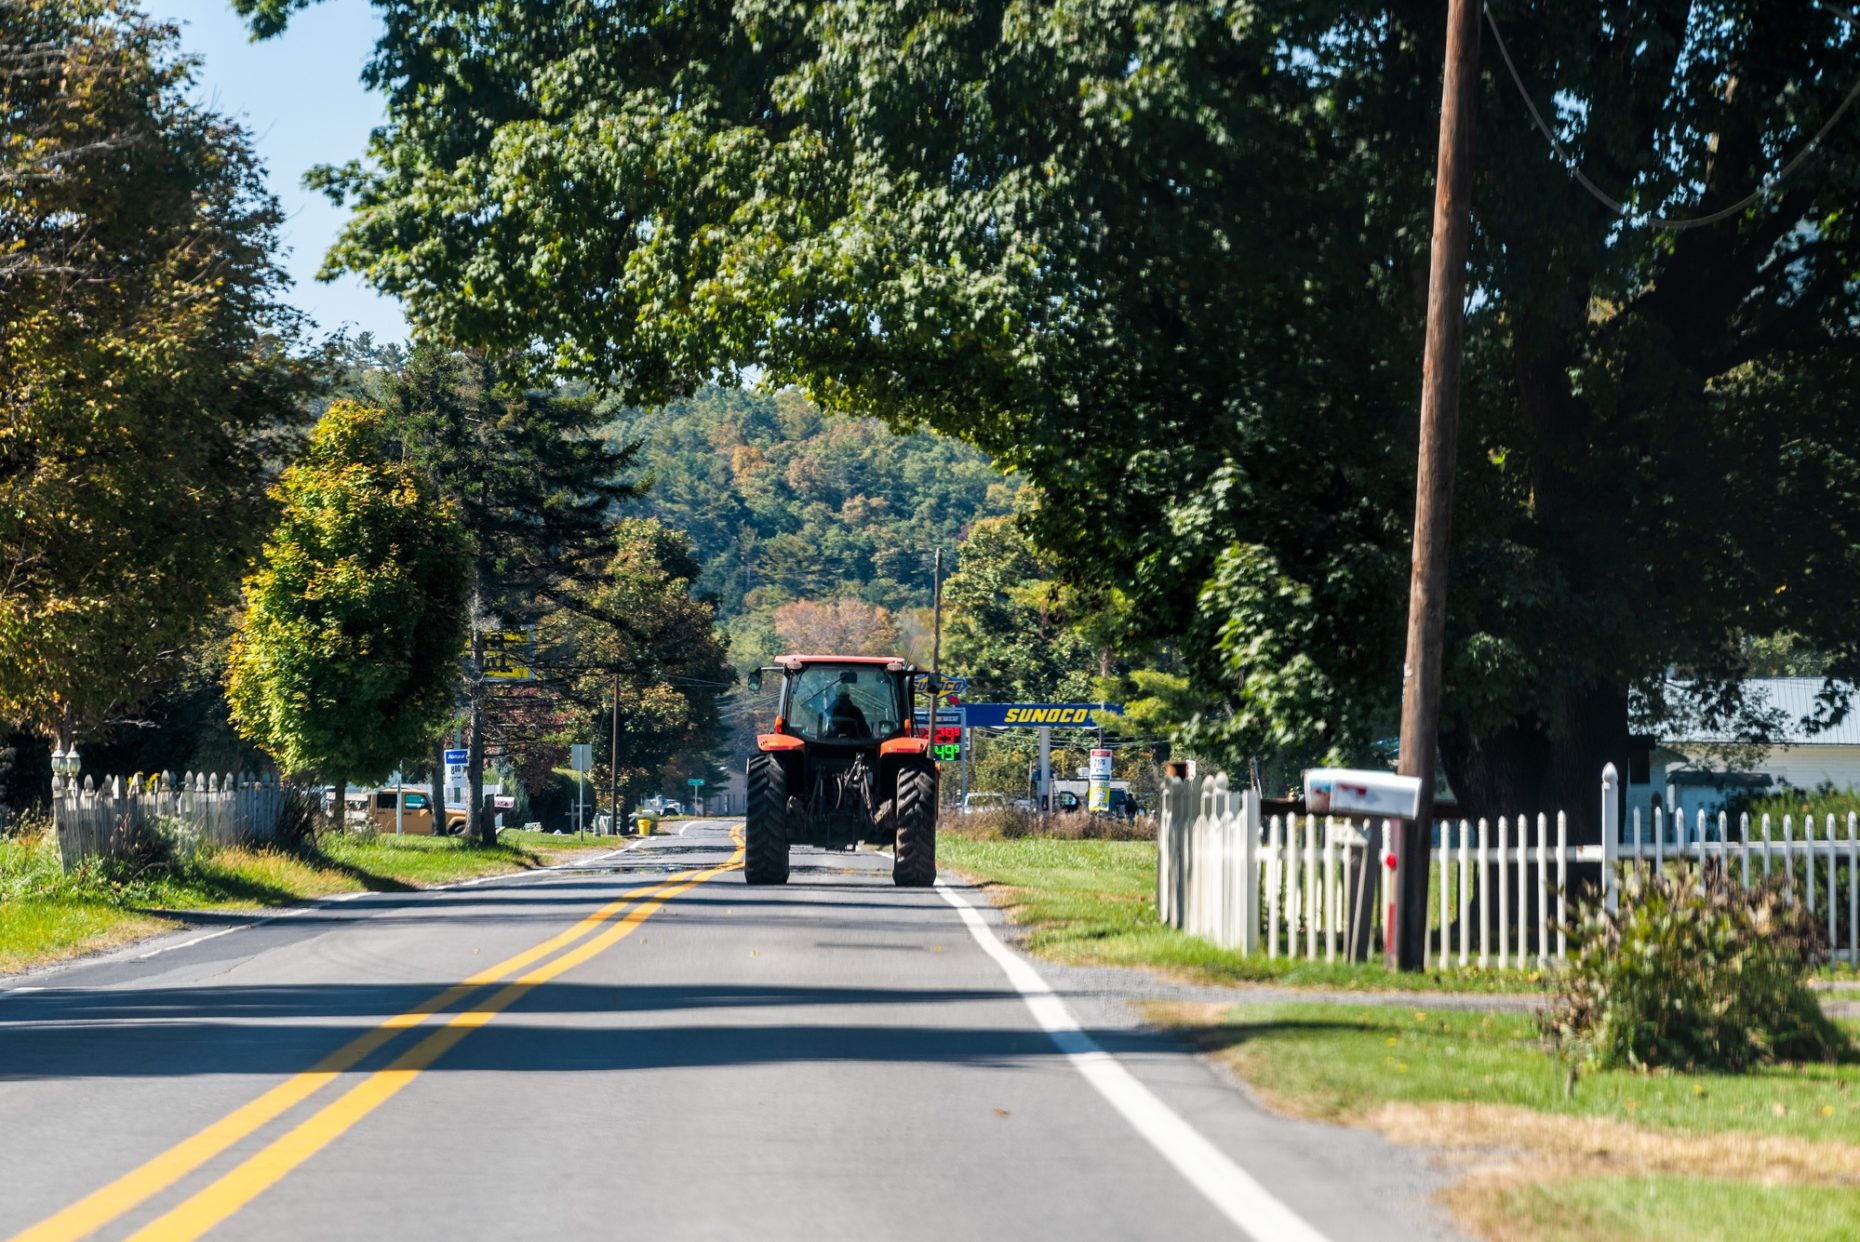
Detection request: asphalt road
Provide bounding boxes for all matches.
[1,821,1462,1242]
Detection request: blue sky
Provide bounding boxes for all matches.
[150,0,407,341]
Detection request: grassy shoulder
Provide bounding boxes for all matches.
[1476,1176,1860,1242]
[0,826,614,976]
[938,835,1541,993]
[1155,999,1860,1241]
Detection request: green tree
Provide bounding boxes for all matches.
[542,518,732,816]
[943,517,1098,705]
[256,1,1860,828]
[601,386,1013,622]
[225,401,471,795]
[771,598,902,658]
[0,0,316,749]
[377,345,640,841]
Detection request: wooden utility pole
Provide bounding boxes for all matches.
[609,671,621,834]
[931,548,943,672]
[1392,0,1480,971]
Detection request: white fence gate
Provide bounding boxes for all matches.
[52,771,295,868]
[1158,764,1860,969]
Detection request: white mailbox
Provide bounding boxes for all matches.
[1303,768,1423,819]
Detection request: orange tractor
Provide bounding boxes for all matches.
[743,655,942,886]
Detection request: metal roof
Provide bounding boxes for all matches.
[1657,678,1860,746]
[774,654,913,669]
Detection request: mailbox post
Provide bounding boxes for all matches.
[1304,769,1423,966]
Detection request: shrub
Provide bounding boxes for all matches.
[274,788,320,849]
[944,807,1152,841]
[1545,864,1848,1073]
[1730,780,1860,826]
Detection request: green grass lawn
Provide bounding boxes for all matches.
[1161,1001,1860,1242]
[1184,1001,1860,1142]
[493,827,630,850]
[0,827,614,975]
[939,836,1542,993]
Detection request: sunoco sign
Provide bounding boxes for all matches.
[963,703,1125,729]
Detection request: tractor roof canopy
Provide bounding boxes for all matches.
[774,654,915,672]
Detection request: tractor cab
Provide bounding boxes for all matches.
[769,659,910,744]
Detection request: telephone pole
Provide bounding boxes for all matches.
[1393,0,1480,971]
[609,671,621,834]
[931,548,943,673]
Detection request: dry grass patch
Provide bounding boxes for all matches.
[1364,1100,1860,1187]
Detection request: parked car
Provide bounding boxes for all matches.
[1047,784,1139,818]
[361,788,466,835]
[960,792,1010,815]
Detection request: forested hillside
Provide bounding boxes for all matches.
[601,386,1018,667]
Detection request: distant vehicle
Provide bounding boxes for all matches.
[960,792,1010,815]
[743,655,941,887]
[1048,780,1139,819]
[361,788,467,836]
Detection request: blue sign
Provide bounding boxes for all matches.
[444,749,469,766]
[963,703,1124,729]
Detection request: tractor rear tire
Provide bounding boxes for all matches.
[893,763,938,888]
[744,754,790,885]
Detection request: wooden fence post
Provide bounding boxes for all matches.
[1238,786,1260,955]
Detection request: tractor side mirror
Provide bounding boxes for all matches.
[746,669,762,693]
[922,672,946,694]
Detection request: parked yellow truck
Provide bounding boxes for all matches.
[361,788,467,836]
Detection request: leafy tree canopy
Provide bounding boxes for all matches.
[772,598,902,658]
[605,386,1014,618]
[225,401,471,783]
[0,0,318,742]
[943,515,1099,705]
[260,1,1860,822]
[380,345,640,625]
[539,517,732,800]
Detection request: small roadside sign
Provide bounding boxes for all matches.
[570,743,593,772]
[444,749,468,766]
[688,777,705,787]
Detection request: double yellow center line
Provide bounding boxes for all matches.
[15,834,743,1242]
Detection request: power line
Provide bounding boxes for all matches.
[1484,2,1860,230]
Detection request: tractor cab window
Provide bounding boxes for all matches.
[785,665,902,742]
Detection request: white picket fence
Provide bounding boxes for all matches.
[52,771,296,868]
[1158,764,1860,969]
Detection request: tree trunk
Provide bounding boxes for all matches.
[1441,681,1627,844]
[431,738,448,837]
[334,777,347,833]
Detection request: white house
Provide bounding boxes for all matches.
[1629,677,1860,826]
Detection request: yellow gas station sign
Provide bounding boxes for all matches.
[479,629,532,680]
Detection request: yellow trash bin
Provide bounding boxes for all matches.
[636,815,656,837]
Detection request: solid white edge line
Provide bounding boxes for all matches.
[935,878,1332,1242]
